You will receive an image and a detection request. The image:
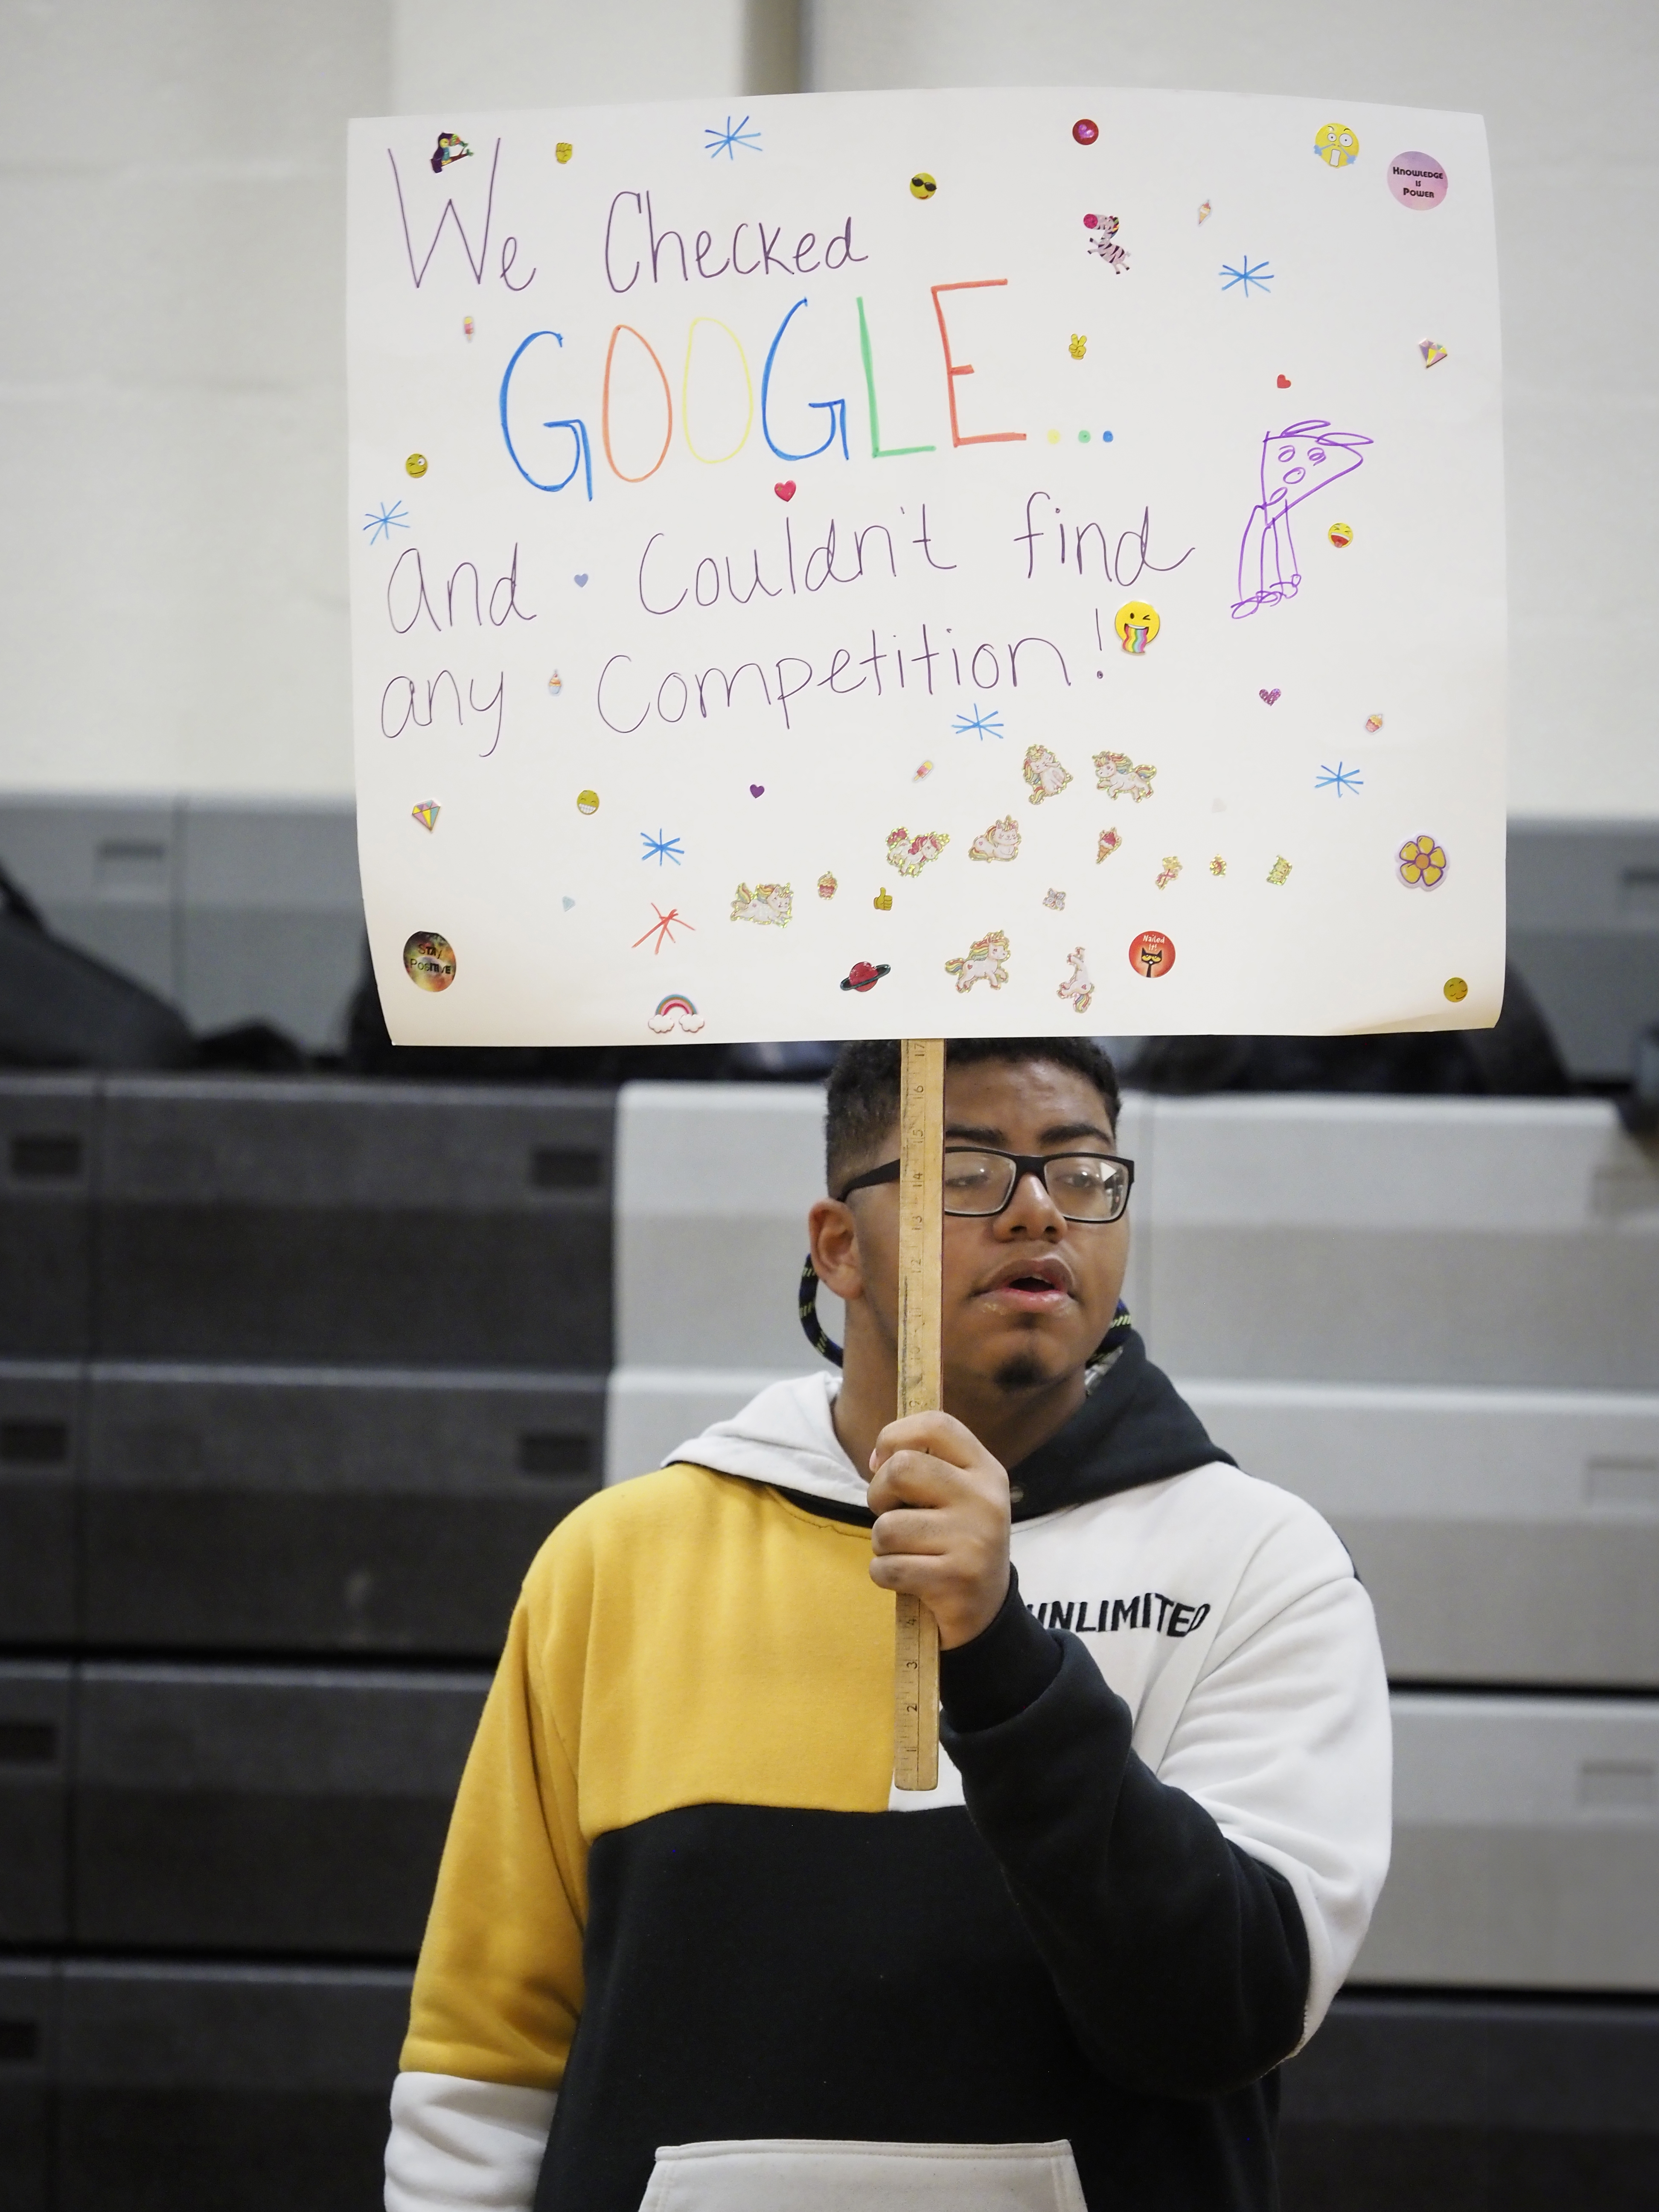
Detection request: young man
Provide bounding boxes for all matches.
[386,1038,1391,2212]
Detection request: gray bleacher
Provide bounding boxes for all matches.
[3,1059,1659,2203]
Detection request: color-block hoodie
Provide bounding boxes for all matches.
[385,1330,1391,2212]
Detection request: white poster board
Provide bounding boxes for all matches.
[347,89,1504,1047]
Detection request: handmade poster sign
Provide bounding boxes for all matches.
[347,90,1504,1047]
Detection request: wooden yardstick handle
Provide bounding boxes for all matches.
[893,1036,943,1791]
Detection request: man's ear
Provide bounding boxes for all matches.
[809,1197,865,1303]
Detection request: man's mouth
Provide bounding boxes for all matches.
[979,1258,1074,1308]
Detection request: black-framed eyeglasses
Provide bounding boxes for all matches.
[837,1149,1135,1223]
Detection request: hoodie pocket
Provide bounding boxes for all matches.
[637,2136,1087,2211]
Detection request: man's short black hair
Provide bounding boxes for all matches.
[825,1038,1122,1196]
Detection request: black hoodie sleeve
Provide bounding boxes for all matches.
[938,1581,1310,2100]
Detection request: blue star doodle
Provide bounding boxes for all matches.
[362,501,410,544]
[1219,255,1274,298]
[1314,762,1365,797]
[640,828,685,867]
[705,114,762,160]
[953,704,1006,742]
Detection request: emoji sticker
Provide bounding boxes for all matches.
[1444,976,1469,1003]
[403,931,456,991]
[1198,200,1212,224]
[1128,930,1175,980]
[873,888,893,911]
[945,930,1012,992]
[576,789,600,814]
[1397,835,1447,888]
[555,141,573,163]
[547,672,563,694]
[749,783,765,797]
[1023,745,1074,804]
[887,827,949,877]
[773,481,796,501]
[1069,334,1088,358]
[1313,122,1359,168]
[730,883,792,926]
[818,872,838,899]
[914,760,935,780]
[463,316,475,340]
[970,816,1022,863]
[1390,152,1448,209]
[1365,714,1384,732]
[405,453,428,478]
[1420,339,1448,368]
[1097,827,1123,862]
[1328,521,1353,549]
[1115,601,1159,653]
[840,960,891,993]
[411,802,439,832]
[1266,856,1293,886]
[1155,856,1182,890]
[1209,856,1227,876]
[1072,118,1099,145]
[910,172,937,200]
[1259,687,1281,705]
[1043,888,1067,911]
[647,994,704,1034]
[1094,751,1157,803]
[1057,947,1095,1015]
[431,133,472,173]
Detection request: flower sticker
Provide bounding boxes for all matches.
[1397,835,1447,889]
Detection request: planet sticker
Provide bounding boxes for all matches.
[403,931,456,991]
[1128,929,1175,980]
[577,789,600,815]
[1115,600,1160,653]
[910,171,937,200]
[1313,122,1359,168]
[1389,152,1448,209]
[1072,118,1099,146]
[405,453,428,478]
[1328,522,1353,549]
[840,960,891,993]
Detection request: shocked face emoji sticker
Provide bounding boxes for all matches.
[1313,122,1359,168]
[1114,601,1161,654]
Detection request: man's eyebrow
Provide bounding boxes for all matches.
[943,1120,1116,1147]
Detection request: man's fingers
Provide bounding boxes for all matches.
[869,1505,953,1559]
[869,1409,985,1478]
[866,1447,963,1516]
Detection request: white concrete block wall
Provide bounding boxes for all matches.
[3,1,1658,819]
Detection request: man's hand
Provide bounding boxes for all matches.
[866,1411,1012,1649]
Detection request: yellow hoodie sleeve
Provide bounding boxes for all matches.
[400,1517,595,2090]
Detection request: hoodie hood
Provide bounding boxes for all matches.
[667,1322,1234,1525]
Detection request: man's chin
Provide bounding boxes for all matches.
[991,1351,1054,1394]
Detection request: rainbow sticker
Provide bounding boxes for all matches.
[647,994,706,1034]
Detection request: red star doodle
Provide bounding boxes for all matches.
[632,904,696,955]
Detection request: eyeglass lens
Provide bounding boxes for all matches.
[941,1151,1129,1221]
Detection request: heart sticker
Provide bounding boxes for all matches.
[573,573,589,587]
[774,481,797,501]
[1259,688,1281,705]
[749,783,765,797]
[1276,374,1291,388]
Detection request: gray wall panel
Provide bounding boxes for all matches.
[57,1960,410,2212]
[0,1960,55,2212]
[73,1664,487,1955]
[94,1079,615,1368]
[1359,1694,1659,1991]
[0,1362,81,1645]
[0,1665,71,1944]
[0,1079,98,1358]
[1180,1382,1659,1686]
[82,1364,601,1655]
